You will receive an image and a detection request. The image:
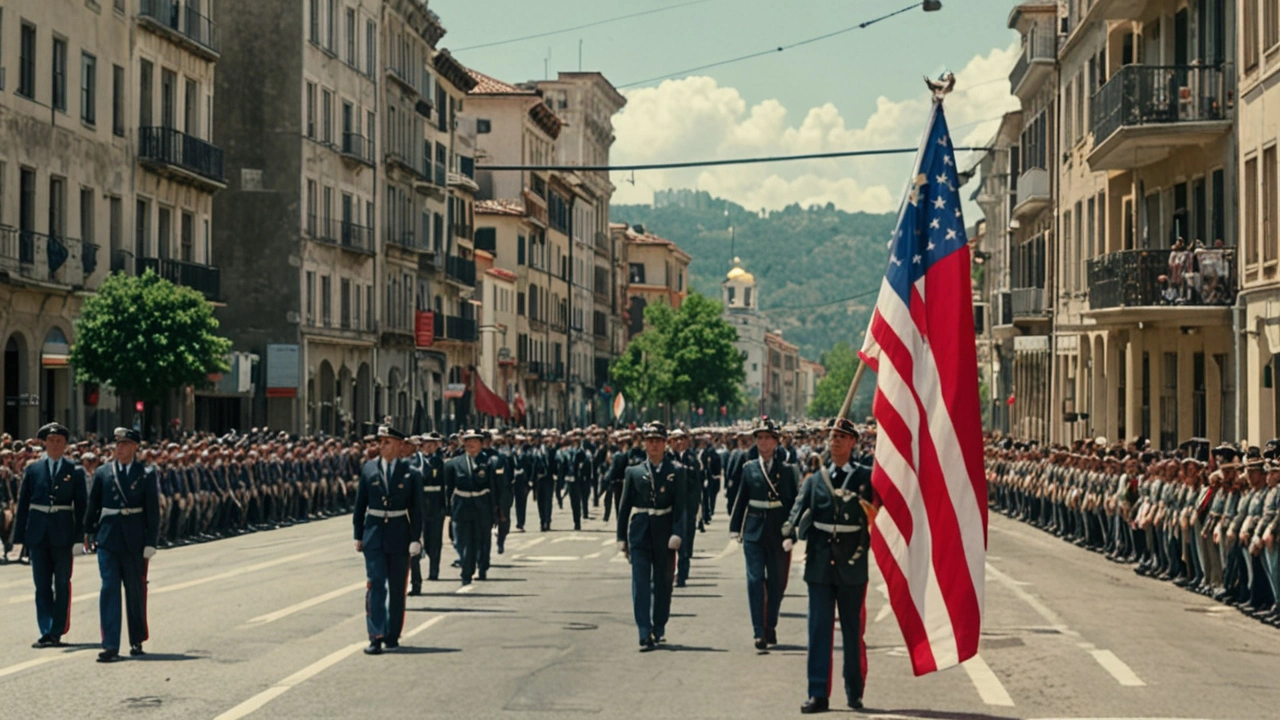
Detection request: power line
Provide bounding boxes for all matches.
[617,2,923,89]
[767,286,880,311]
[454,0,715,52]
[479,145,980,173]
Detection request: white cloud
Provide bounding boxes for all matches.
[610,42,1020,215]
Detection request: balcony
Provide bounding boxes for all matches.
[453,224,473,242]
[310,218,374,255]
[386,150,427,182]
[1088,65,1233,171]
[137,256,221,301]
[138,127,226,190]
[138,0,220,60]
[340,133,375,167]
[110,248,135,274]
[385,64,423,98]
[448,171,479,193]
[0,227,99,289]
[445,256,475,287]
[594,231,611,256]
[1011,167,1050,220]
[1011,287,1049,319]
[1009,32,1055,98]
[525,360,545,379]
[444,316,477,343]
[386,230,432,254]
[1085,247,1235,322]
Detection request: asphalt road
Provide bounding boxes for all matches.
[2,503,1278,719]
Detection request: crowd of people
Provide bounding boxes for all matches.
[987,435,1280,627]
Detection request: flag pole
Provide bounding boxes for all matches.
[837,362,867,420]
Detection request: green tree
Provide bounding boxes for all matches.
[808,342,860,418]
[609,312,675,414]
[666,292,744,410]
[71,270,232,403]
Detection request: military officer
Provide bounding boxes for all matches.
[490,433,516,554]
[444,429,498,584]
[699,433,723,527]
[420,433,448,585]
[14,422,87,648]
[513,434,534,531]
[729,416,800,650]
[672,429,702,587]
[535,432,558,531]
[784,418,873,713]
[353,425,424,655]
[84,428,161,663]
[617,422,687,651]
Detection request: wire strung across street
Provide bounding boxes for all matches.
[478,145,981,173]
[453,0,716,52]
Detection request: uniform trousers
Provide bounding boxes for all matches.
[806,582,867,700]
[364,550,409,642]
[702,476,721,522]
[676,508,697,585]
[455,517,490,581]
[566,480,583,528]
[629,542,675,642]
[423,511,445,580]
[536,482,554,529]
[743,539,785,639]
[29,543,73,639]
[514,485,529,529]
[97,547,148,651]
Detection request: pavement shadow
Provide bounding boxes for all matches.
[387,647,461,655]
[659,644,728,653]
[472,576,527,581]
[131,653,207,662]
[769,644,806,652]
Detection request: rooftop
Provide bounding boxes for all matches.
[476,198,526,217]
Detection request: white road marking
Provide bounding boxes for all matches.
[213,614,446,720]
[601,538,616,547]
[152,550,328,596]
[961,654,1015,706]
[583,551,602,559]
[874,603,893,623]
[1088,649,1146,686]
[515,537,547,550]
[525,555,581,561]
[241,582,366,627]
[984,562,1067,631]
[509,554,523,561]
[0,653,78,679]
[455,584,476,594]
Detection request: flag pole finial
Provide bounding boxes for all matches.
[925,72,956,101]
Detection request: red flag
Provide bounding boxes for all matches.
[474,373,510,419]
[857,98,986,676]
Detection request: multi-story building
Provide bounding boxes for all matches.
[535,73,627,424]
[764,332,801,421]
[215,0,378,436]
[2,0,225,438]
[475,248,518,403]
[475,197,534,422]
[1004,1,1058,443]
[798,358,825,417]
[468,69,568,427]
[722,257,767,414]
[1239,3,1280,442]
[618,223,690,339]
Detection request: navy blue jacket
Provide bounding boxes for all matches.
[729,454,800,544]
[617,457,688,552]
[353,458,425,554]
[15,456,88,547]
[85,461,162,553]
[444,453,498,525]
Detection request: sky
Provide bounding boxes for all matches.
[432,0,1021,216]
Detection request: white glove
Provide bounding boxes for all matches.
[782,538,794,553]
[617,541,627,553]
[409,542,422,556]
[668,535,682,551]
[142,546,157,560]
[730,532,742,544]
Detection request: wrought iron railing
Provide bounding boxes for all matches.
[138,0,220,55]
[1091,65,1232,147]
[1086,247,1236,310]
[138,126,225,184]
[137,256,221,300]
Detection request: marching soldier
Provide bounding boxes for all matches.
[513,434,534,531]
[490,433,516,554]
[444,429,498,584]
[535,432,557,531]
[420,433,448,586]
[672,429,702,587]
[784,418,873,713]
[699,433,723,527]
[353,425,424,655]
[617,422,687,651]
[14,422,87,648]
[729,416,800,651]
[84,428,160,663]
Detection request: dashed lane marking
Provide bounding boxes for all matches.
[961,654,1015,706]
[1088,649,1146,687]
[241,582,367,627]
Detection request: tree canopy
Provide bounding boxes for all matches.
[807,341,874,420]
[609,291,744,416]
[70,270,232,401]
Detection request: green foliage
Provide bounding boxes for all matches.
[612,196,896,364]
[609,292,745,413]
[808,342,858,418]
[70,270,232,401]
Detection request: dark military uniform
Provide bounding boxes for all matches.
[443,443,498,584]
[677,443,702,586]
[617,438,687,649]
[490,448,516,554]
[84,432,161,660]
[353,452,425,648]
[14,424,87,646]
[420,445,448,583]
[786,461,871,710]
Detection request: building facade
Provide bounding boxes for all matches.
[2,0,225,439]
[618,223,690,339]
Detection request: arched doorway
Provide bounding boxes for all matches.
[355,363,372,436]
[318,361,335,436]
[41,327,72,427]
[3,335,28,437]
[337,365,352,437]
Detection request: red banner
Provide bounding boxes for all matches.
[415,310,435,348]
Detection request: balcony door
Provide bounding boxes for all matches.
[161,70,176,131]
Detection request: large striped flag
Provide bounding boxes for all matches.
[857,95,987,676]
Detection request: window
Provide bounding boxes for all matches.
[80,53,96,125]
[135,198,149,257]
[305,82,316,137]
[321,89,332,143]
[53,37,67,111]
[628,263,645,284]
[1267,0,1279,53]
[366,21,376,76]
[112,65,125,136]
[1266,146,1278,263]
[517,234,526,265]
[305,271,315,325]
[1246,0,1260,70]
[109,196,122,254]
[157,206,171,259]
[183,78,198,136]
[345,9,356,65]
[322,186,332,238]
[180,212,194,262]
[161,69,176,129]
[1246,156,1259,265]
[341,278,351,328]
[48,176,65,239]
[139,59,153,127]
[19,22,36,99]
[327,0,337,51]
[366,286,373,329]
[477,119,491,134]
[306,179,316,235]
[321,275,332,326]
[353,284,362,330]
[79,187,94,244]
[309,0,320,44]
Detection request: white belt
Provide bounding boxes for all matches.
[632,507,672,516]
[813,521,862,534]
[31,504,74,513]
[366,508,409,518]
[515,469,525,475]
[423,485,443,492]
[454,489,490,498]
[100,507,144,517]
[749,499,783,509]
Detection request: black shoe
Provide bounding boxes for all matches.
[766,629,778,646]
[48,637,65,648]
[96,649,121,663]
[497,546,504,555]
[801,697,829,714]
[32,636,53,649]
[408,588,422,596]
[848,697,864,710]
[676,580,687,588]
[754,637,768,651]
[574,524,581,531]
[461,578,472,586]
[451,560,461,568]
[384,640,399,649]
[639,636,657,652]
[364,640,383,655]
[129,644,145,656]
[427,575,439,581]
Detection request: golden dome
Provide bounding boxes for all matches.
[726,257,755,284]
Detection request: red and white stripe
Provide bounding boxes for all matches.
[858,246,987,676]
